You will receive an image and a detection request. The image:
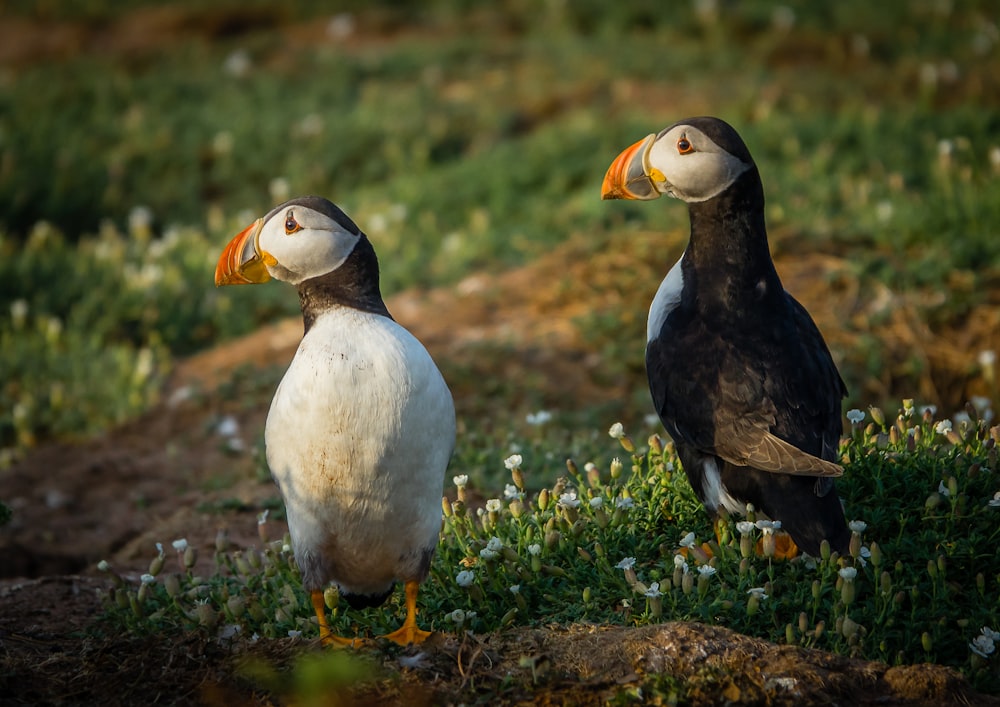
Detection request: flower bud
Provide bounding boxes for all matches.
[841,580,856,605]
[869,406,885,428]
[537,488,550,512]
[740,534,754,558]
[577,547,592,563]
[849,533,862,560]
[870,542,882,569]
[164,573,181,598]
[129,592,144,618]
[148,554,164,577]
[880,571,892,596]
[215,528,230,554]
[814,620,825,640]
[785,624,795,644]
[921,632,933,652]
[811,580,821,601]
[648,434,663,455]
[798,612,808,634]
[977,572,986,595]
[682,571,694,595]
[820,539,831,562]
[841,616,859,639]
[544,529,561,550]
[183,545,197,570]
[512,467,525,491]
[227,596,246,619]
[747,594,760,615]
[623,567,638,588]
[442,496,452,517]
[582,587,592,604]
[609,458,623,479]
[541,564,566,577]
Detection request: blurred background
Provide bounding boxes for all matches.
[1,0,999,464]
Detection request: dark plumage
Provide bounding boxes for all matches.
[602,117,850,556]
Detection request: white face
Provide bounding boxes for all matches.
[257,205,362,285]
[647,124,752,203]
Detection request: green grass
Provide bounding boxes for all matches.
[100,405,1000,694]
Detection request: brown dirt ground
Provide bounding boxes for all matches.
[3,230,1000,705]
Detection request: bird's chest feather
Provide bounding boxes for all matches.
[264,310,454,509]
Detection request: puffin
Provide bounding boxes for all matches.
[215,195,456,645]
[601,117,850,557]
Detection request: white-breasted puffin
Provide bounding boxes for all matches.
[215,196,456,645]
[601,117,850,556]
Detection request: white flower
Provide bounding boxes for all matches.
[97,560,110,572]
[846,409,865,424]
[615,497,635,510]
[982,627,1000,642]
[504,484,522,500]
[504,454,523,470]
[938,480,951,498]
[935,419,953,434]
[970,634,996,658]
[485,537,503,553]
[257,510,269,525]
[755,520,780,534]
[446,609,467,623]
[455,570,475,588]
[678,532,696,548]
[453,474,469,488]
[140,574,155,585]
[216,415,239,437]
[644,582,662,598]
[589,496,604,509]
[673,554,688,571]
[485,498,503,513]
[921,405,938,417]
[288,630,302,639]
[988,492,1000,508]
[849,520,868,533]
[608,422,625,439]
[558,491,581,509]
[172,539,188,552]
[480,547,499,561]
[528,544,542,556]
[698,565,717,577]
[615,557,636,570]
[747,587,769,600]
[839,567,858,581]
[525,410,553,426]
[509,584,521,594]
[736,521,755,535]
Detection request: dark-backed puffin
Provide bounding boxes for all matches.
[601,117,850,556]
[215,196,456,645]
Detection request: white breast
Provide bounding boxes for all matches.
[647,255,685,342]
[265,308,456,595]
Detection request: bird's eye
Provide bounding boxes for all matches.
[677,137,694,154]
[284,212,301,234]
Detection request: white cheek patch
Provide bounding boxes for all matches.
[260,223,361,285]
[647,255,684,342]
[648,136,751,203]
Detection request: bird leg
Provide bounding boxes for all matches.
[380,580,432,646]
[310,590,361,648]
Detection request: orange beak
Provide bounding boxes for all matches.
[214,218,271,286]
[600,133,662,201]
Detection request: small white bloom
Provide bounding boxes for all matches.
[938,480,951,498]
[673,554,688,571]
[97,560,110,572]
[644,582,662,598]
[970,634,996,658]
[678,532,696,548]
[446,609,467,623]
[504,454,523,470]
[504,484,523,500]
[485,537,503,553]
[528,544,542,556]
[216,415,239,437]
[257,510,269,525]
[525,410,553,426]
[155,542,164,557]
[849,520,868,533]
[509,584,520,594]
[558,491,581,509]
[172,539,188,552]
[988,492,1000,508]
[455,570,475,588]
[698,565,717,577]
[288,630,302,639]
[615,557,636,570]
[755,520,780,535]
[453,474,469,488]
[589,496,604,509]
[736,521,755,535]
[846,409,865,424]
[485,498,503,513]
[935,419,953,434]
[608,422,625,439]
[140,574,155,585]
[839,567,858,581]
[747,587,769,600]
[982,627,1000,642]
[480,547,499,561]
[615,496,635,510]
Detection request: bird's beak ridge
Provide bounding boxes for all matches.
[601,134,662,201]
[215,218,271,286]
